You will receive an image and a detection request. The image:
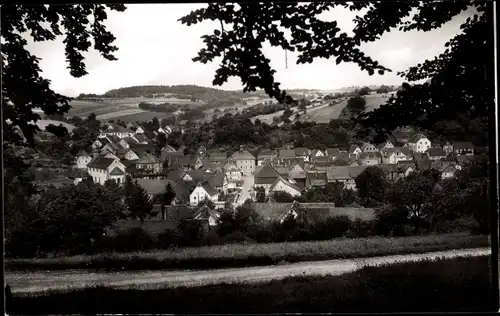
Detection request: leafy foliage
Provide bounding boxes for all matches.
[180,2,492,140]
[126,180,156,223]
[2,4,126,146]
[355,166,388,207]
[5,182,125,257]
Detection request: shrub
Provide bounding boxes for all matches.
[155,229,180,249]
[104,228,155,252]
[221,231,256,244]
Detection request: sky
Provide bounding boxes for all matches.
[24,4,475,97]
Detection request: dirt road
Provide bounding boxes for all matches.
[6,248,490,295]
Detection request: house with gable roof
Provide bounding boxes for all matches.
[231,148,256,176]
[257,149,278,166]
[99,123,134,139]
[76,150,93,169]
[426,147,447,160]
[348,145,362,159]
[294,147,310,162]
[224,161,242,182]
[360,142,378,153]
[325,148,341,160]
[408,134,432,153]
[135,153,162,173]
[453,141,475,156]
[189,181,220,206]
[381,147,413,164]
[87,156,127,185]
[358,151,383,166]
[269,177,302,197]
[254,163,281,194]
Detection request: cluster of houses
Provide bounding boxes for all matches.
[68,122,477,228]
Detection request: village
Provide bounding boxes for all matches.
[63,119,478,229]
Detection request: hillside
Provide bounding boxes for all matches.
[89,85,263,101]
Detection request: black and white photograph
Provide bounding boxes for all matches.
[2,1,498,314]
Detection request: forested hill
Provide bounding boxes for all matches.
[84,85,265,100]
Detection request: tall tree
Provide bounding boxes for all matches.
[2,4,126,146]
[161,183,176,220]
[355,166,388,207]
[179,2,493,138]
[127,180,155,224]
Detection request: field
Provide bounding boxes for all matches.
[66,96,271,122]
[7,255,494,314]
[66,97,203,122]
[5,233,489,271]
[298,93,390,123]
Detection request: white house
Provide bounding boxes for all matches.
[269,177,302,197]
[76,150,93,169]
[189,181,220,206]
[310,149,324,158]
[231,149,256,176]
[377,140,394,151]
[157,126,172,135]
[348,145,362,159]
[360,142,378,152]
[91,139,105,151]
[87,156,127,185]
[224,161,242,182]
[408,134,432,153]
[135,126,145,134]
[99,124,134,139]
[382,147,413,164]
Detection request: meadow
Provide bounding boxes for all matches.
[7,255,494,314]
[5,233,489,271]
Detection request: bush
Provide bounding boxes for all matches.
[155,229,180,249]
[103,228,155,252]
[221,231,256,244]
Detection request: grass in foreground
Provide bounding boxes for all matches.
[5,233,489,271]
[8,256,494,314]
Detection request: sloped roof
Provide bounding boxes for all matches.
[122,137,139,145]
[453,141,475,149]
[348,166,368,179]
[358,151,382,160]
[383,146,412,157]
[270,177,302,193]
[306,171,328,186]
[231,150,255,160]
[325,148,341,156]
[193,206,221,221]
[129,143,155,154]
[209,151,228,161]
[294,147,309,156]
[311,155,332,163]
[177,155,199,166]
[348,145,360,154]
[410,133,429,143]
[255,163,281,179]
[430,160,457,172]
[109,167,125,176]
[333,153,350,166]
[134,134,148,143]
[77,150,90,157]
[166,170,187,183]
[360,142,376,151]
[136,153,160,164]
[310,149,324,156]
[87,156,115,169]
[426,147,446,157]
[165,205,194,222]
[279,149,296,158]
[223,161,240,172]
[324,166,350,181]
[258,149,278,159]
[198,181,219,196]
[379,163,398,173]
